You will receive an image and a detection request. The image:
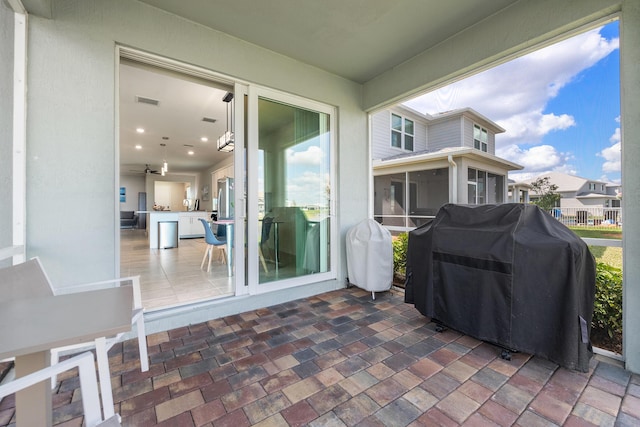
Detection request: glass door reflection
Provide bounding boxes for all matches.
[257,98,331,283]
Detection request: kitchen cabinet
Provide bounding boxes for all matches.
[178,212,210,238]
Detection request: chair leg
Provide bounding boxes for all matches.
[220,247,227,265]
[201,245,209,270]
[135,318,149,372]
[258,245,269,273]
[207,246,213,272]
[95,337,115,419]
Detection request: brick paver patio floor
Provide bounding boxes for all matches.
[1,287,639,426]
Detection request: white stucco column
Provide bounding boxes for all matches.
[621,0,640,374]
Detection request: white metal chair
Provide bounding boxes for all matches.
[0,351,122,426]
[49,270,148,419]
[0,257,148,420]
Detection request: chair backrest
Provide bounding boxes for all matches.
[0,257,54,301]
[199,218,225,246]
[261,216,274,243]
[0,351,120,427]
[54,275,143,311]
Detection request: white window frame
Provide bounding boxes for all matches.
[473,124,488,152]
[391,113,414,152]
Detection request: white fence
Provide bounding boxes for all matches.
[549,207,621,229]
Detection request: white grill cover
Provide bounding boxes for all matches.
[346,219,393,292]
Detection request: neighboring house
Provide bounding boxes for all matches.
[372,105,522,228]
[507,179,532,204]
[520,171,622,224]
[524,171,620,209]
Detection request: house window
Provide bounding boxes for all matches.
[391,113,414,151]
[589,183,596,191]
[468,168,504,204]
[473,124,488,152]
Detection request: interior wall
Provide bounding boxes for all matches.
[0,2,15,262]
[154,181,189,212]
[118,175,145,212]
[25,0,365,287]
[144,174,196,212]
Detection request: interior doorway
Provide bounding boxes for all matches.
[117,50,237,310]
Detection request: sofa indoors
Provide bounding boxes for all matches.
[120,211,138,229]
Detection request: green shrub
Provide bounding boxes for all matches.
[592,263,623,338]
[393,233,408,277]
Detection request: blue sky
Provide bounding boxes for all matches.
[405,21,620,184]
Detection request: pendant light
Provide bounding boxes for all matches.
[217,92,234,152]
[160,142,168,175]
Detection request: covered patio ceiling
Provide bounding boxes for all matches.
[24,0,521,84]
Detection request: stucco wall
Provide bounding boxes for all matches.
[26,0,366,287]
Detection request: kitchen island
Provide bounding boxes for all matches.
[147,211,212,248]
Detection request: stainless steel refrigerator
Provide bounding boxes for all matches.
[217,177,234,219]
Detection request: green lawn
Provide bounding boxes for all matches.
[569,227,623,269]
[588,246,623,269]
[570,227,622,240]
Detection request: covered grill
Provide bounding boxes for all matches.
[405,203,596,371]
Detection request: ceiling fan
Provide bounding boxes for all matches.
[129,164,161,175]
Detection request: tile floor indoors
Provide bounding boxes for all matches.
[120,229,234,311]
[120,227,300,311]
[1,287,639,426]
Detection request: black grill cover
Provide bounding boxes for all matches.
[405,203,596,372]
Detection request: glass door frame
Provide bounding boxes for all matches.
[245,86,337,295]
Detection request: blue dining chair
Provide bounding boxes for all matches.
[199,218,227,272]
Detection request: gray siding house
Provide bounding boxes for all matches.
[372,106,522,229]
[522,171,622,225]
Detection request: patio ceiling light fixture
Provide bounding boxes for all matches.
[217,92,234,152]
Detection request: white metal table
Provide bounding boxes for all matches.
[0,287,133,427]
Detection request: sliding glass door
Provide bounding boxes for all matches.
[248,92,334,290]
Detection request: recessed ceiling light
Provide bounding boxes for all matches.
[135,145,142,150]
[136,128,145,133]
[188,150,194,155]
[200,137,208,142]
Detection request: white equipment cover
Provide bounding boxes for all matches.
[346,219,393,294]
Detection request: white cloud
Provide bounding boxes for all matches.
[405,26,619,176]
[286,172,329,206]
[599,127,621,173]
[407,28,618,123]
[287,146,323,166]
[497,110,575,145]
[498,144,574,172]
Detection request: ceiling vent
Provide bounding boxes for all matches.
[135,96,160,106]
[202,117,217,123]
